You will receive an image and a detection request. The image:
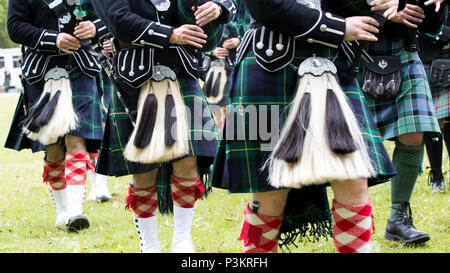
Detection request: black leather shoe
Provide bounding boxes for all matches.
[385,202,430,244]
[66,215,90,232]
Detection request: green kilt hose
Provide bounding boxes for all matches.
[97,67,219,213]
[211,42,396,244]
[363,38,441,141]
[423,46,450,120]
[5,69,104,153]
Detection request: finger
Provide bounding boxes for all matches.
[186,40,203,48]
[194,4,208,16]
[361,16,380,27]
[63,39,81,49]
[403,14,423,23]
[195,7,213,22]
[402,19,418,29]
[361,22,379,34]
[186,35,207,45]
[184,28,207,39]
[384,7,397,20]
[65,35,81,44]
[358,32,378,42]
[406,4,425,15]
[184,24,205,34]
[60,48,74,55]
[435,2,441,12]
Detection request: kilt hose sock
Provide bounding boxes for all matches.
[170,175,204,253]
[126,185,160,253]
[332,199,374,253]
[64,152,93,231]
[238,202,283,253]
[390,142,424,220]
[43,158,67,226]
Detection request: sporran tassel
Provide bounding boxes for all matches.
[273,89,311,163]
[325,87,357,154]
[134,87,158,149]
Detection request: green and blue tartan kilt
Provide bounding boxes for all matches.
[423,46,450,120]
[4,69,104,153]
[363,38,441,142]
[96,70,219,213]
[210,44,396,243]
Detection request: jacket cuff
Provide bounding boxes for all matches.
[212,0,237,24]
[296,11,346,49]
[132,22,174,49]
[35,29,59,52]
[93,19,110,41]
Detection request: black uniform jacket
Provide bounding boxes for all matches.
[90,0,237,87]
[7,0,109,84]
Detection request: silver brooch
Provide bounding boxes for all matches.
[44,67,70,81]
[150,0,171,12]
[297,56,337,77]
[152,65,177,82]
[378,59,388,70]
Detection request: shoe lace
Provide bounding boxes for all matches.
[392,202,415,227]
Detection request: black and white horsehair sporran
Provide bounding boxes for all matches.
[124,65,190,164]
[264,56,375,188]
[21,67,78,145]
[203,59,227,104]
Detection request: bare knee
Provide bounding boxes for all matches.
[172,156,198,179]
[65,135,87,153]
[331,178,368,206]
[133,169,158,189]
[45,143,65,162]
[397,132,424,146]
[252,189,290,217]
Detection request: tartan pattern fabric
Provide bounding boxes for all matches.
[65,152,94,186]
[126,186,158,218]
[43,158,66,190]
[363,47,441,142]
[211,46,395,194]
[332,199,373,253]
[4,70,104,153]
[238,203,283,253]
[423,47,450,120]
[171,175,205,208]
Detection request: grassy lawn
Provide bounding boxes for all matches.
[0,93,448,253]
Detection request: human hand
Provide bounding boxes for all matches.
[56,32,81,54]
[344,16,380,42]
[74,21,97,40]
[390,4,425,29]
[192,2,222,27]
[169,24,208,48]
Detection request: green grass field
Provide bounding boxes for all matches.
[0,93,448,253]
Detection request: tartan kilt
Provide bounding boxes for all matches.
[423,46,450,120]
[363,39,441,142]
[97,70,114,122]
[4,70,104,153]
[210,44,396,243]
[96,70,219,177]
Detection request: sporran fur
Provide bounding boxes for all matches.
[22,68,78,145]
[264,57,375,188]
[124,77,190,164]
